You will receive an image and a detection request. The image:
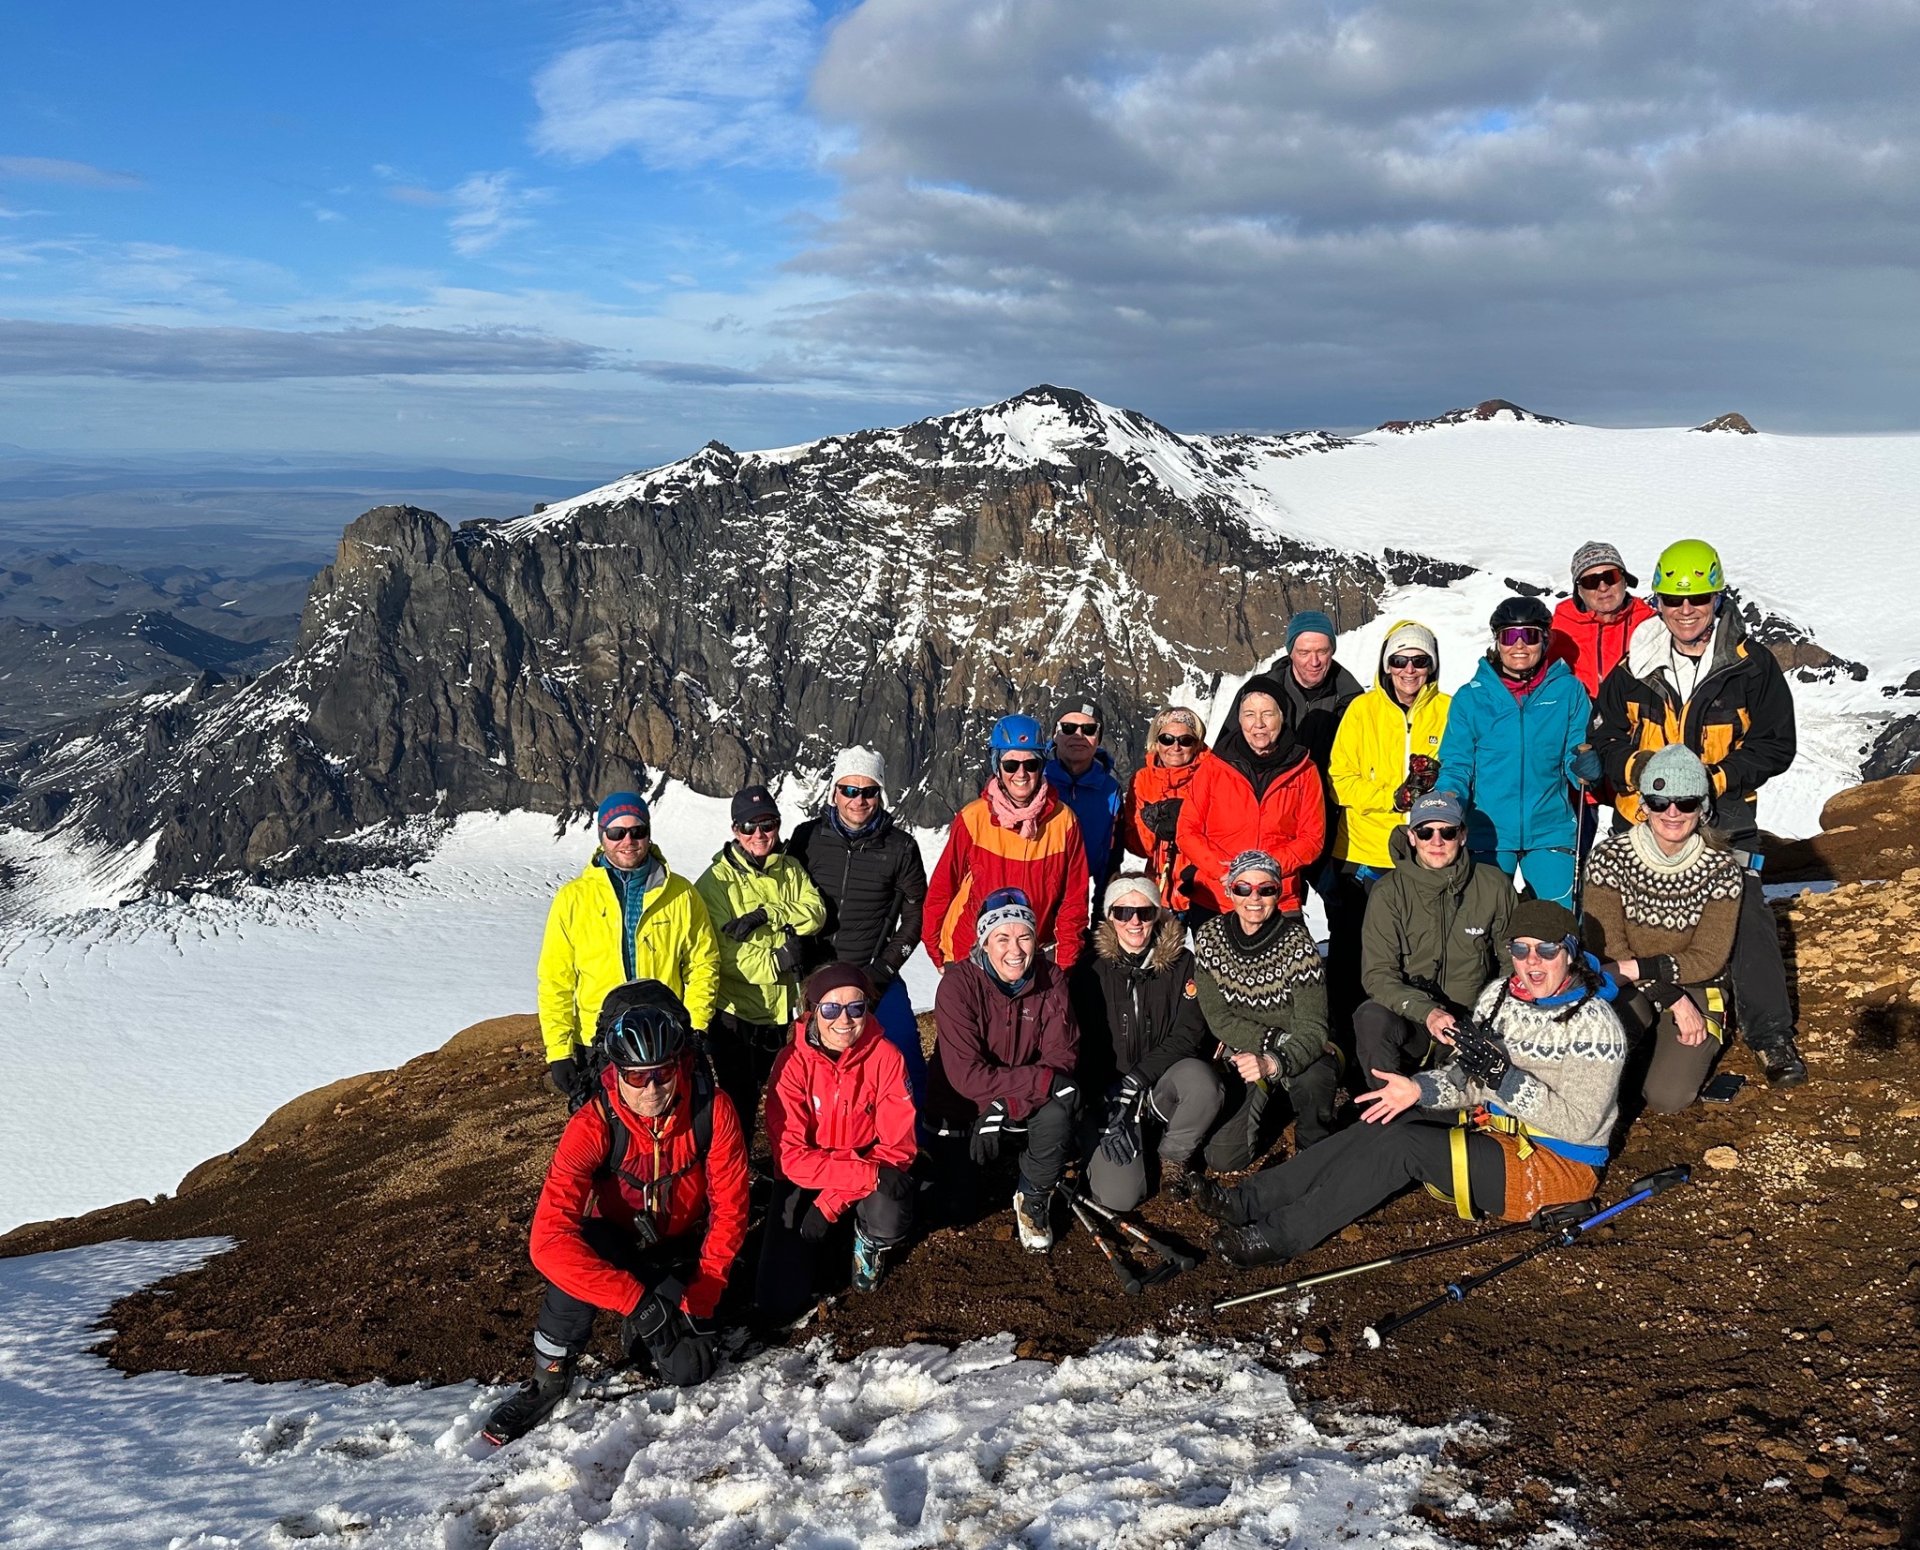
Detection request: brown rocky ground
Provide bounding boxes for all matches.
[9,790,1920,1548]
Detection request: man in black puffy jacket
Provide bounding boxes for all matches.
[789,747,931,1100]
[1070,873,1224,1210]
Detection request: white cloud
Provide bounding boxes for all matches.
[531,0,821,169]
[446,171,546,256]
[0,155,143,190]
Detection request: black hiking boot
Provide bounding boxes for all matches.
[1754,1036,1808,1089]
[1213,1223,1287,1270]
[482,1357,574,1446]
[1180,1173,1248,1228]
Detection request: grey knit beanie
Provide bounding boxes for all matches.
[1223,849,1283,890]
[1640,744,1710,803]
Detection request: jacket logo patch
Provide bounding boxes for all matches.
[1184,979,1198,999]
[1463,926,1486,936]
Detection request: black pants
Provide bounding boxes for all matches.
[754,1176,915,1320]
[1731,873,1794,1049]
[1352,1001,1435,1092]
[1231,1116,1507,1260]
[532,1219,697,1362]
[929,1094,1075,1220]
[1203,1053,1339,1173]
[707,1011,787,1141]
[1318,863,1373,1059]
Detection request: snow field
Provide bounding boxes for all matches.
[0,1239,1500,1550]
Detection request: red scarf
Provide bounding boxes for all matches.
[983,777,1049,839]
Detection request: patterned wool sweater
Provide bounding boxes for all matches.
[1580,827,1742,1006]
[1192,913,1330,1079]
[1413,976,1628,1159]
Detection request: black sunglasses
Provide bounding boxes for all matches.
[1057,720,1100,737]
[1578,568,1623,590]
[835,782,881,801]
[1157,732,1199,748]
[1508,940,1568,961]
[1386,653,1432,670]
[1411,823,1461,841]
[1643,793,1705,814]
[602,825,649,843]
[1000,757,1044,774]
[1108,904,1159,923]
[734,818,780,835]
[1656,592,1716,610]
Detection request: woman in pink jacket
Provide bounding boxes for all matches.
[756,963,918,1318]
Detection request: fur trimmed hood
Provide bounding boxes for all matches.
[1094,912,1187,973]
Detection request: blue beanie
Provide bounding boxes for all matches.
[597,791,649,832]
[1285,610,1337,650]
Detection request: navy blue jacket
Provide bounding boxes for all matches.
[1045,747,1122,884]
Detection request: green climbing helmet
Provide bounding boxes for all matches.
[1651,538,1725,597]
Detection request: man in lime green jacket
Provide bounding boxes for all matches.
[536,792,721,1107]
[694,785,828,1131]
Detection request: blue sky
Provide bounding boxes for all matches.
[3,2,1917,464]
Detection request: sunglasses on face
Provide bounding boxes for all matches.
[1508,940,1568,961]
[1643,793,1705,814]
[735,818,780,836]
[835,782,881,801]
[1387,653,1433,671]
[1108,904,1159,923]
[602,825,649,843]
[817,998,869,1022]
[1229,881,1280,898]
[1157,732,1199,748]
[1412,823,1461,842]
[615,1063,676,1089]
[1496,626,1545,647]
[1057,720,1100,737]
[1657,592,1716,610]
[1578,568,1624,591]
[1000,757,1044,774]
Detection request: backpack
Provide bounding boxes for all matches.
[581,1034,719,1225]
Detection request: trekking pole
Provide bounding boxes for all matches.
[1363,1164,1690,1349]
[1067,1194,1142,1295]
[1073,1191,1199,1273]
[1211,1200,1587,1313]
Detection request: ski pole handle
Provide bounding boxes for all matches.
[1068,1196,1140,1295]
[1074,1192,1198,1272]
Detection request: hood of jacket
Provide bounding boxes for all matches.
[1212,672,1311,777]
[1626,603,1751,688]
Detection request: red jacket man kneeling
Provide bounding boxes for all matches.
[483,979,750,1446]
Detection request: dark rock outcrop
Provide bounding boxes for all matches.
[1377,399,1569,433]
[2,386,1402,894]
[1692,412,1757,434]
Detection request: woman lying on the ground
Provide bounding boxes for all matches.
[1579,744,1745,1113]
[1192,898,1629,1269]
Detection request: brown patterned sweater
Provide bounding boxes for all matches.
[1580,826,1743,1008]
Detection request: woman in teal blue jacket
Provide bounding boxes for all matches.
[1436,597,1595,908]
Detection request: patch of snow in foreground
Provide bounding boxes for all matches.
[0,1240,1508,1550]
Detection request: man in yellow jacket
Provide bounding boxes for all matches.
[537,792,721,1107]
[695,784,828,1132]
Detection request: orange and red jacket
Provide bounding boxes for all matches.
[765,1021,917,1222]
[1548,594,1656,698]
[1118,749,1211,910]
[1174,746,1325,915]
[923,787,1091,969]
[528,1057,749,1320]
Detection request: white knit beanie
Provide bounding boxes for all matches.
[830,746,887,793]
[1382,621,1439,668]
[1103,872,1163,914]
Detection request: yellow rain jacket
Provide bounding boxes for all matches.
[536,846,721,1061]
[1329,622,1453,869]
[693,843,828,1027]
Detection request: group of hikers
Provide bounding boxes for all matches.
[484,535,1808,1444]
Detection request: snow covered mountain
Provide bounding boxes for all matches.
[3,385,1913,902]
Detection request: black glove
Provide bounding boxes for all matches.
[1139,798,1182,842]
[653,1322,718,1387]
[547,1056,591,1111]
[1407,754,1441,794]
[1392,780,1419,813]
[970,1099,1009,1165]
[771,930,803,974]
[721,906,770,942]
[799,1204,832,1242]
[873,1163,914,1202]
[1098,1074,1147,1167]
[619,1290,676,1363]
[1570,745,1605,786]
[1449,1020,1513,1088]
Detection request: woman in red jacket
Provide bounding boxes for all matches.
[1175,675,1325,920]
[484,980,750,1446]
[756,964,918,1319]
[1118,704,1211,913]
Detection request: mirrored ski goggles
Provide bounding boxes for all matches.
[1508,939,1568,961]
[614,1063,677,1089]
[1386,653,1432,671]
[1229,881,1281,898]
[1496,626,1545,647]
[602,825,649,843]
[1643,793,1706,814]
[836,782,881,801]
[1411,823,1461,842]
[816,998,869,1022]
[1578,568,1624,591]
[1108,904,1160,922]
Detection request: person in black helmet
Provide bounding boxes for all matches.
[482,981,750,1446]
[1435,595,1596,909]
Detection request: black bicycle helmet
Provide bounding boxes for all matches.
[1489,594,1551,633]
[595,979,691,1068]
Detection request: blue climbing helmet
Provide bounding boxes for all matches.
[989,715,1044,756]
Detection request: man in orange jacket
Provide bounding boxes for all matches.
[483,980,750,1445]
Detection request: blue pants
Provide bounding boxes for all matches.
[872,977,927,1107]
[1477,847,1577,910]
